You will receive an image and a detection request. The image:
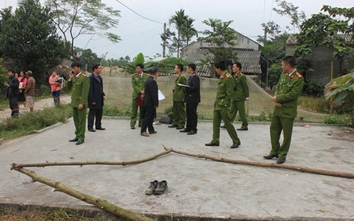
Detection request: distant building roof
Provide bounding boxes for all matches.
[184,48,261,74]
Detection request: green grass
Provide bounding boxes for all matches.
[298,96,330,114]
[323,114,354,126]
[0,104,72,140]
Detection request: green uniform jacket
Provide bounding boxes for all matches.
[173,73,187,102]
[67,73,90,107]
[274,72,304,119]
[214,71,234,110]
[132,73,149,98]
[232,72,249,101]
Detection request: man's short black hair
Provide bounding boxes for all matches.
[136,63,144,69]
[234,62,242,70]
[92,63,101,72]
[71,61,82,68]
[150,67,158,75]
[176,63,183,72]
[282,56,296,68]
[214,61,227,71]
[187,63,196,72]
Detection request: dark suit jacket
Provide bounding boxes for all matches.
[6,76,19,98]
[143,76,158,107]
[184,73,200,103]
[88,73,105,109]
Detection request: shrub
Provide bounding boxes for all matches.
[323,114,352,126]
[102,105,131,116]
[297,96,330,113]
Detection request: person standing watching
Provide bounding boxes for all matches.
[130,63,149,129]
[205,61,241,149]
[49,71,62,106]
[263,56,304,164]
[140,68,159,137]
[168,64,187,129]
[67,62,90,145]
[25,70,36,112]
[4,70,19,117]
[88,64,106,132]
[17,70,27,109]
[180,63,200,135]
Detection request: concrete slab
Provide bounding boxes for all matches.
[0,119,354,220]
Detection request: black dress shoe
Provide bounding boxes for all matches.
[276,158,286,164]
[220,125,226,129]
[88,128,96,132]
[168,125,177,128]
[76,140,84,145]
[205,142,219,146]
[131,126,135,130]
[176,126,184,130]
[230,143,241,148]
[187,130,197,135]
[180,128,191,132]
[149,131,157,134]
[237,128,248,131]
[96,127,105,130]
[263,154,279,159]
[69,138,78,142]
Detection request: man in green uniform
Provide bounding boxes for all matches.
[168,63,187,129]
[230,62,249,130]
[264,56,304,164]
[205,61,241,149]
[67,62,90,145]
[130,63,149,129]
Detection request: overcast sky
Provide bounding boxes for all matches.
[1,0,353,60]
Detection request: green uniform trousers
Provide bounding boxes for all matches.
[212,107,240,145]
[172,101,185,127]
[73,107,87,141]
[230,100,248,129]
[270,116,294,159]
[130,99,142,127]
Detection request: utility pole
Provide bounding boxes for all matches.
[162,23,166,58]
[264,27,270,90]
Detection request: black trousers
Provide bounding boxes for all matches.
[88,108,103,129]
[141,106,155,133]
[186,102,198,131]
[9,97,19,117]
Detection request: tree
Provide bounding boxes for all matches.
[0,0,67,84]
[199,18,238,75]
[168,9,188,57]
[46,0,121,60]
[273,0,306,32]
[182,17,198,46]
[73,47,101,71]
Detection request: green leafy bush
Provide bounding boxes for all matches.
[102,105,131,116]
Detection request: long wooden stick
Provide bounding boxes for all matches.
[163,145,354,179]
[13,167,153,221]
[11,149,172,169]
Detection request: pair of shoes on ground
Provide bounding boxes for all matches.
[88,127,105,132]
[168,125,184,130]
[220,125,248,131]
[69,138,84,145]
[205,142,241,149]
[180,128,197,135]
[145,180,168,195]
[263,154,286,164]
[141,131,157,137]
[131,125,141,129]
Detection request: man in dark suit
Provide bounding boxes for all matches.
[141,68,159,137]
[88,64,106,132]
[4,70,19,117]
[180,63,200,135]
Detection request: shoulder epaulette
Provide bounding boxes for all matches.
[238,72,244,77]
[143,73,149,76]
[132,73,138,76]
[296,72,303,78]
[225,73,231,78]
[82,74,87,77]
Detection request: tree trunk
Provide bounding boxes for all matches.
[14,167,153,221]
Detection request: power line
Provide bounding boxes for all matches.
[115,0,163,24]
[129,29,161,56]
[269,0,275,21]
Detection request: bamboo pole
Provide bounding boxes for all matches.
[163,146,354,179]
[13,167,153,221]
[11,150,172,169]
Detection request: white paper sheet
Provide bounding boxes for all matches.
[158,90,165,101]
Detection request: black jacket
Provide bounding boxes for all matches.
[184,73,200,103]
[6,76,19,98]
[88,73,105,109]
[143,76,159,107]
